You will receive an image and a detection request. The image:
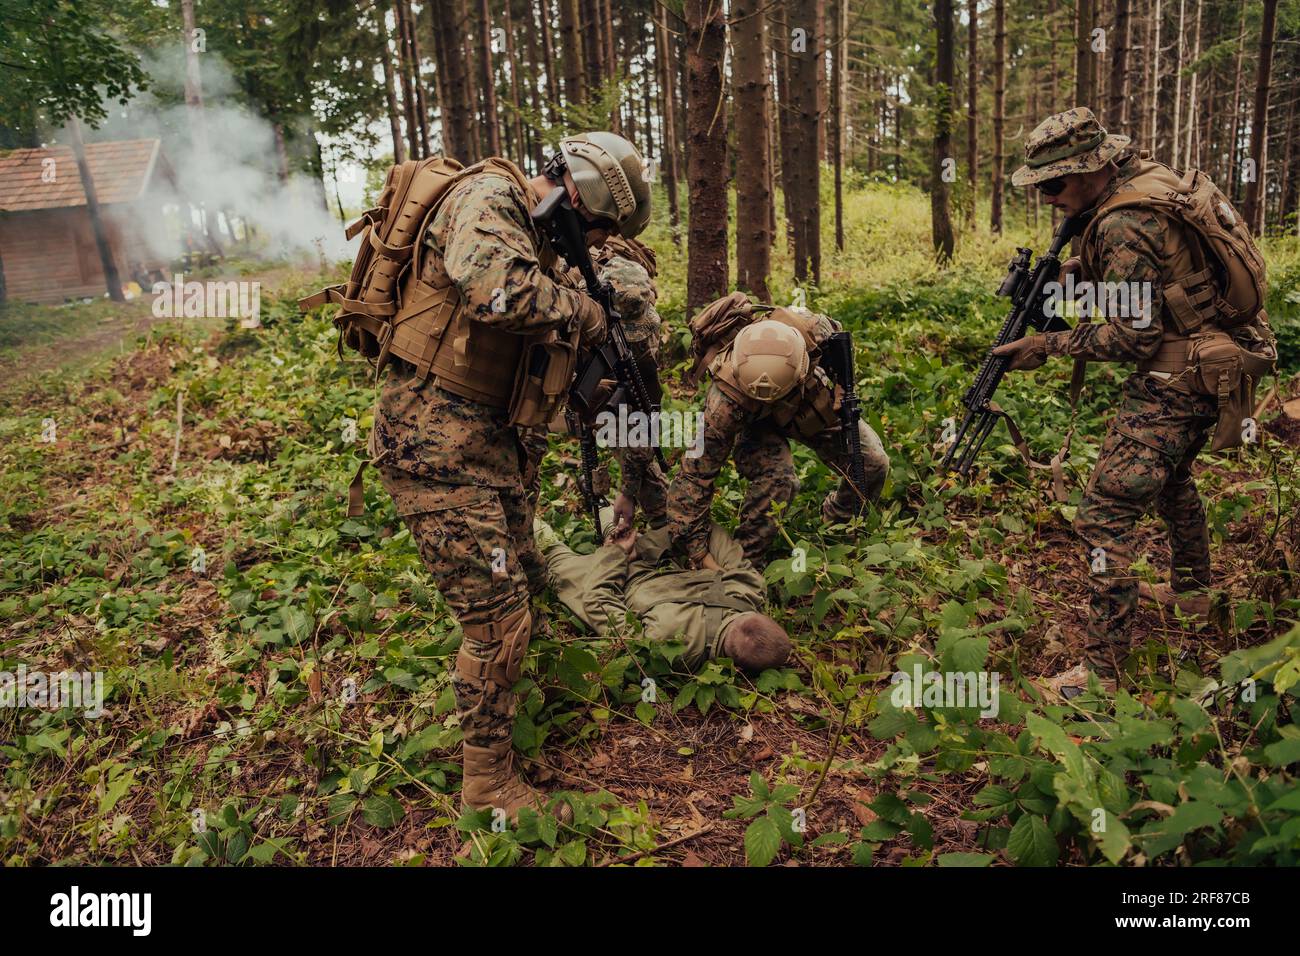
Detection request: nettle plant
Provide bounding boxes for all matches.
[864,622,1300,866]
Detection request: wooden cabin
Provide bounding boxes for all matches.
[0,139,179,304]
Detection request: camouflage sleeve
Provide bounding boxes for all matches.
[1042,209,1166,362]
[667,384,746,565]
[619,444,653,500]
[435,174,594,334]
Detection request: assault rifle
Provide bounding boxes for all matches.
[820,331,871,515]
[940,214,1086,479]
[531,186,667,538]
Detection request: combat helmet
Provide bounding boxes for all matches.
[554,132,652,238]
[728,320,810,402]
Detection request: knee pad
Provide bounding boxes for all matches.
[456,603,532,693]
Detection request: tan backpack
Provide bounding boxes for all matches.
[299,156,467,371]
[1083,156,1267,332]
[684,292,830,386]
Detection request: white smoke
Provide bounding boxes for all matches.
[83,43,350,262]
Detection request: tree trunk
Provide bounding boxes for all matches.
[69,118,124,302]
[776,2,796,252]
[933,0,956,261]
[1243,0,1278,233]
[1228,1,1246,196]
[502,0,525,167]
[967,0,978,229]
[1150,0,1162,160]
[378,5,407,162]
[684,0,728,311]
[991,0,1005,234]
[1172,0,1185,166]
[538,0,560,109]
[788,0,823,285]
[1075,0,1095,107]
[560,0,585,105]
[734,0,772,300]
[655,3,681,242]
[476,0,501,157]
[1109,0,1129,133]
[831,0,846,252]
[581,0,604,95]
[405,0,432,156]
[1182,0,1201,169]
[393,0,422,160]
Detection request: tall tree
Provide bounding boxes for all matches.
[559,0,586,105]
[1108,0,1130,132]
[733,0,772,299]
[655,2,681,241]
[932,0,956,260]
[787,0,824,285]
[991,0,1005,233]
[1075,0,1095,107]
[477,0,501,156]
[967,0,978,229]
[684,0,728,311]
[1243,0,1279,233]
[831,0,847,252]
[376,5,406,162]
[391,0,420,160]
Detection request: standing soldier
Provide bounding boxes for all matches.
[668,297,890,569]
[371,133,651,819]
[993,108,1275,691]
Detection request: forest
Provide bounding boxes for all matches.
[1,0,1299,879]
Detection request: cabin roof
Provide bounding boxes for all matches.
[0,138,168,213]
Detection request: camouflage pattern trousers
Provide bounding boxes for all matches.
[1075,374,1217,671]
[733,419,889,564]
[380,452,546,749]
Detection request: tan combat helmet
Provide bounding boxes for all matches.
[559,132,652,238]
[729,320,810,402]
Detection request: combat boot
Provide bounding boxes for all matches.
[462,740,574,824]
[1138,582,1212,622]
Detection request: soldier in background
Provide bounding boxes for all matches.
[370,133,651,820]
[668,305,890,569]
[994,108,1275,692]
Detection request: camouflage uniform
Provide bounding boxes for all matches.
[371,168,596,749]
[668,340,890,567]
[523,236,670,526]
[1017,124,1220,671]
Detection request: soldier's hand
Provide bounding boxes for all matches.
[578,295,607,348]
[612,492,635,529]
[606,518,637,557]
[992,334,1050,372]
[1059,256,1083,282]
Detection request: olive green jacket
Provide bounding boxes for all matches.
[542,524,765,668]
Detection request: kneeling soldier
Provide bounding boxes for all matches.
[668,302,890,569]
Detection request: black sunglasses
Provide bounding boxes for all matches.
[1035,176,1068,196]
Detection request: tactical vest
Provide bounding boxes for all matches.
[1080,155,1276,451]
[301,157,577,428]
